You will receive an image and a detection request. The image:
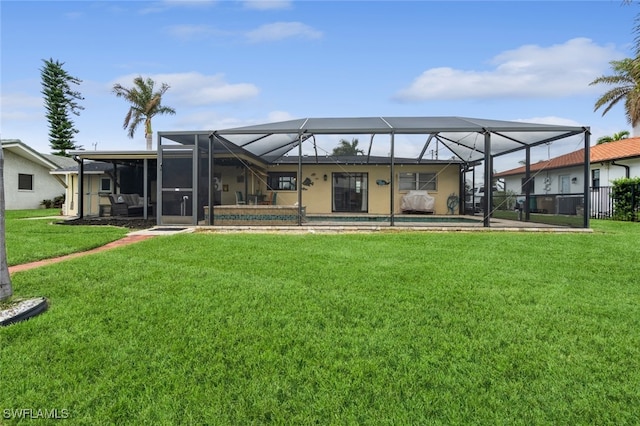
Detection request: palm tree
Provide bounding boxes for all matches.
[332,138,364,156]
[596,130,630,145]
[590,57,640,136]
[112,76,176,150]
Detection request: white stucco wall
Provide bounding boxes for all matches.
[3,149,66,209]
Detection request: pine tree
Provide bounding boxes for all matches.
[40,58,84,156]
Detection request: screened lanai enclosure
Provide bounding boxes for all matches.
[153,116,590,228]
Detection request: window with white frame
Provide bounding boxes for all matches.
[100,177,112,192]
[399,172,437,191]
[591,169,600,188]
[18,173,33,191]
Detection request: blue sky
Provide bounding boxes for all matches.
[1,0,637,159]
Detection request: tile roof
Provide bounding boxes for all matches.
[496,137,640,177]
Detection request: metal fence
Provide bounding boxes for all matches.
[590,185,640,221]
[590,186,614,219]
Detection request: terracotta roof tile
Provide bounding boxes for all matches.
[496,137,640,177]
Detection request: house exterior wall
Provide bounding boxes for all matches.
[3,149,65,209]
[591,159,640,185]
[265,163,460,214]
[60,173,114,217]
[502,165,585,197]
[61,173,78,216]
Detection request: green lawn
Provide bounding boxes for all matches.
[4,209,128,266]
[1,217,639,424]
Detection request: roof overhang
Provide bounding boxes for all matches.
[2,140,59,169]
[69,150,157,160]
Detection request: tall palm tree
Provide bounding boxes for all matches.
[112,76,176,150]
[332,138,364,156]
[590,57,640,136]
[596,130,630,145]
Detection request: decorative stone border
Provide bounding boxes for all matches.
[0,297,48,326]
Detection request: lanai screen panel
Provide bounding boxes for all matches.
[212,116,587,163]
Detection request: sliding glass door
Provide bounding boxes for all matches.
[332,173,368,212]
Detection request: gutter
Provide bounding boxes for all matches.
[611,161,630,178]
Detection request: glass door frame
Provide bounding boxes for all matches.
[331,172,368,213]
[158,145,197,225]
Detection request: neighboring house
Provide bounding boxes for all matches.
[495,137,640,216]
[1,139,76,210]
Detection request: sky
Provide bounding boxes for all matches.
[1,0,638,163]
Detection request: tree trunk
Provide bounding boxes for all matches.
[145,132,152,151]
[0,146,13,301]
[633,123,640,138]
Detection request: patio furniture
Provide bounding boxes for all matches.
[235,191,246,205]
[259,192,277,205]
[108,193,144,216]
[400,190,435,214]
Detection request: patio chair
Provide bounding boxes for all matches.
[259,192,277,205]
[235,191,246,205]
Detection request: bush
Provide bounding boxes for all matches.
[611,177,640,221]
[53,194,65,208]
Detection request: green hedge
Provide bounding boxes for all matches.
[612,177,640,221]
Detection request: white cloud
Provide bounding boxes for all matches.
[140,0,216,14]
[111,72,260,105]
[267,110,296,122]
[394,38,624,102]
[245,21,322,43]
[242,0,292,10]
[166,24,229,40]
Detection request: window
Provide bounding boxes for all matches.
[100,177,112,192]
[399,172,437,191]
[267,172,297,190]
[521,177,535,193]
[18,173,33,191]
[591,169,600,188]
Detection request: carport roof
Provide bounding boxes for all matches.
[197,116,588,164]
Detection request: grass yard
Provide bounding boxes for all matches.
[1,218,639,424]
[4,210,129,266]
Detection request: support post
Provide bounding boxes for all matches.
[297,134,303,226]
[525,147,531,222]
[483,131,492,227]
[390,132,395,226]
[583,129,591,228]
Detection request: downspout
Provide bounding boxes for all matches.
[611,161,630,178]
[73,155,84,219]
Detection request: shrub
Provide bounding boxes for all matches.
[611,177,640,221]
